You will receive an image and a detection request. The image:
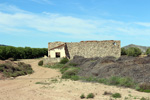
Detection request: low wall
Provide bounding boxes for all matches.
[43,58,61,65]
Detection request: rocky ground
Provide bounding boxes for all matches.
[0,59,150,100]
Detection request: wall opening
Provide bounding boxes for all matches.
[56,52,60,58]
[113,42,117,46]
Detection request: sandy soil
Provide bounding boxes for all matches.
[0,59,150,100]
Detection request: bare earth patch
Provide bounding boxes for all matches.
[0,59,150,100]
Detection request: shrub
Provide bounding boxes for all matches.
[59,58,69,64]
[80,94,85,99]
[146,48,150,55]
[126,47,142,57]
[26,70,33,74]
[140,97,149,100]
[38,60,43,66]
[86,93,95,99]
[0,62,33,78]
[121,48,127,55]
[62,67,79,79]
[69,63,78,66]
[118,77,135,87]
[70,75,80,81]
[98,78,108,84]
[103,91,112,95]
[138,83,150,93]
[98,76,136,88]
[112,93,121,98]
[107,76,120,85]
[60,65,70,74]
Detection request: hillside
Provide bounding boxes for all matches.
[0,44,7,46]
[69,56,150,83]
[123,44,150,52]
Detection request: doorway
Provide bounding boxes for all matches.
[56,52,60,58]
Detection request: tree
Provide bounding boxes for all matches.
[24,47,32,59]
[126,47,142,57]
[121,48,127,55]
[0,46,48,60]
[146,48,150,55]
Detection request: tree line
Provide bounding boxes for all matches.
[121,47,150,57]
[0,46,48,60]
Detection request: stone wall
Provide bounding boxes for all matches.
[48,40,121,59]
[66,40,120,59]
[43,58,61,65]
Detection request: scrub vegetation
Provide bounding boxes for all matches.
[0,46,47,60]
[43,57,150,93]
[0,62,33,78]
[121,47,142,57]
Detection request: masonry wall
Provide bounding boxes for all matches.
[66,40,121,59]
[48,40,121,59]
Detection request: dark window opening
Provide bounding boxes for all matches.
[56,52,60,58]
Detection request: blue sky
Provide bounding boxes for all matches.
[0,0,150,48]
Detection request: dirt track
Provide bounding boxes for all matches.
[0,59,150,100]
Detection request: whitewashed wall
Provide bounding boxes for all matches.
[49,46,66,58]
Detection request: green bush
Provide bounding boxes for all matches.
[112,93,121,98]
[62,67,79,79]
[107,76,120,85]
[44,63,80,81]
[60,65,70,74]
[138,83,150,93]
[86,93,95,99]
[59,58,69,64]
[146,48,150,55]
[38,60,43,66]
[126,47,142,57]
[98,78,108,84]
[98,76,136,88]
[121,48,127,55]
[80,94,85,99]
[70,75,80,81]
[108,76,136,88]
[118,77,135,87]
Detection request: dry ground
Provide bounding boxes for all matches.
[0,59,150,100]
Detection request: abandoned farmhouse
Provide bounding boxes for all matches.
[48,40,121,59]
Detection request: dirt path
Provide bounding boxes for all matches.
[0,59,150,100]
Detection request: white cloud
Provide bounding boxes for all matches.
[135,22,150,27]
[0,3,150,41]
[0,4,27,13]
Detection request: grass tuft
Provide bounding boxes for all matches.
[86,93,95,99]
[80,94,85,99]
[112,93,121,98]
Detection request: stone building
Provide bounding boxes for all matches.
[48,40,121,59]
